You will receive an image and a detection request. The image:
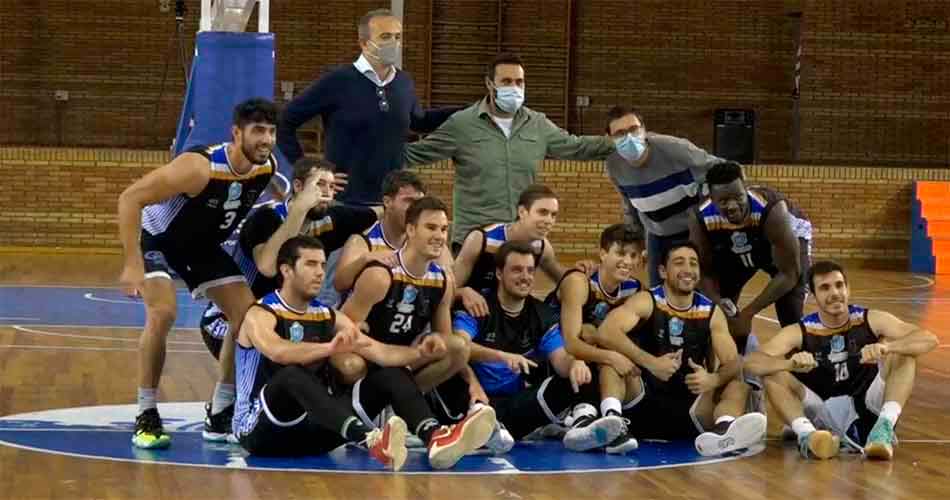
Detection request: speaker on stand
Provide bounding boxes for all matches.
[713,109,756,164]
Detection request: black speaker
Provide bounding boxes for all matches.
[713,109,756,164]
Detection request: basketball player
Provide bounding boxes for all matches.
[200,158,380,387]
[745,261,937,460]
[689,160,812,343]
[546,223,644,378]
[341,197,491,419]
[333,170,437,294]
[235,236,495,470]
[594,242,767,456]
[118,98,277,449]
[453,184,566,317]
[439,241,632,453]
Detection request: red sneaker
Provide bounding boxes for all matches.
[367,415,408,472]
[427,405,496,469]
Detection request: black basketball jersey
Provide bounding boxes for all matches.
[695,186,809,275]
[794,305,880,400]
[141,143,275,245]
[233,291,335,436]
[467,223,544,294]
[546,269,642,327]
[634,285,716,399]
[362,253,447,346]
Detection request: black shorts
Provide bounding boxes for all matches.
[719,237,812,329]
[199,302,229,360]
[237,388,346,457]
[621,378,705,440]
[141,230,245,299]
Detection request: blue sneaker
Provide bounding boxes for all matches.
[797,430,839,459]
[863,418,897,460]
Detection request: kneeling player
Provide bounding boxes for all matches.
[595,242,767,456]
[745,261,937,460]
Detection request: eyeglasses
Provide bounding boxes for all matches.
[376,87,389,112]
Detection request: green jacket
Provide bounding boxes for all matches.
[405,98,615,244]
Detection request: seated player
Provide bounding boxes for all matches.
[745,261,937,460]
[341,197,496,444]
[334,170,452,295]
[452,184,566,317]
[200,158,379,385]
[595,242,767,456]
[435,241,631,453]
[234,235,496,470]
[689,160,812,344]
[546,223,644,380]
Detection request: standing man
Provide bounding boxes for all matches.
[689,160,812,342]
[277,8,459,307]
[745,261,937,460]
[118,98,277,448]
[277,8,456,205]
[604,106,722,286]
[405,52,616,247]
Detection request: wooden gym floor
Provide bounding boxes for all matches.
[0,253,948,500]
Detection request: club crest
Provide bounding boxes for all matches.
[289,322,304,343]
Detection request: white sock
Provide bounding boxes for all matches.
[715,415,736,426]
[601,398,622,417]
[138,388,157,413]
[791,417,817,438]
[879,401,902,426]
[211,383,236,414]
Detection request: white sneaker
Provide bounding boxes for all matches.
[563,414,626,452]
[694,413,767,457]
[484,422,515,455]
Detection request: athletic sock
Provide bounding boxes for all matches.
[211,383,236,414]
[879,401,902,426]
[138,387,157,414]
[791,417,817,439]
[600,397,622,418]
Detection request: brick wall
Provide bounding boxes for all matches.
[3,1,948,165]
[3,147,947,269]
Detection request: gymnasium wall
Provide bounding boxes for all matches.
[2,147,946,269]
[2,1,949,165]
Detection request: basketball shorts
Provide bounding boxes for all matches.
[621,377,709,440]
[199,302,228,360]
[141,230,246,299]
[801,374,886,450]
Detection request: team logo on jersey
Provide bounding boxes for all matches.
[593,302,610,323]
[730,232,752,254]
[669,317,684,346]
[143,250,168,268]
[484,329,496,343]
[227,182,243,201]
[289,322,304,343]
[828,334,848,363]
[397,285,418,314]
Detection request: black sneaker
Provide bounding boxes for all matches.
[202,402,235,443]
[132,408,171,449]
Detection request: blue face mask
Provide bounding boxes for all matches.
[493,85,525,114]
[615,133,647,162]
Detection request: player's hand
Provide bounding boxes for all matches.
[294,177,334,211]
[789,351,817,373]
[418,335,447,360]
[569,360,592,393]
[459,287,490,318]
[331,172,348,193]
[329,327,359,354]
[648,349,682,381]
[364,250,399,269]
[352,330,373,350]
[499,352,538,374]
[606,351,637,377]
[574,259,598,277]
[119,261,145,292]
[122,286,141,298]
[468,381,489,406]
[685,358,718,394]
[860,342,888,364]
[726,310,753,338]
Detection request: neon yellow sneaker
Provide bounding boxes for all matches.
[131,408,171,449]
